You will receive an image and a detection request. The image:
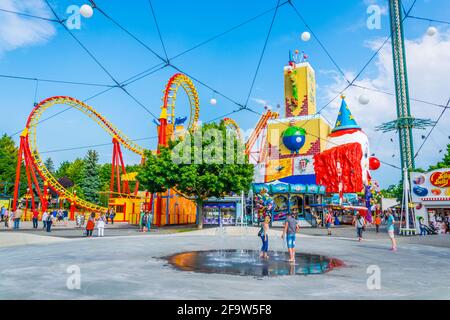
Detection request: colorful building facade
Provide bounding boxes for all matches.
[258,60,331,186]
[411,168,450,233]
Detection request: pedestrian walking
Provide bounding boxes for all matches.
[375,214,382,233]
[140,211,149,232]
[109,208,116,225]
[46,211,54,232]
[259,215,270,259]
[42,211,48,230]
[86,213,95,237]
[353,213,366,242]
[13,209,22,230]
[32,209,39,229]
[96,214,106,237]
[324,209,333,236]
[3,209,9,227]
[282,212,299,263]
[385,209,398,251]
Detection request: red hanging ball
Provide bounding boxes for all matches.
[369,157,381,170]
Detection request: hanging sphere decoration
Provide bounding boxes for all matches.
[301,31,311,42]
[426,26,437,36]
[80,4,94,18]
[358,94,370,105]
[369,157,381,170]
[209,98,217,105]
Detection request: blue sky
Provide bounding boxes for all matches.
[0,0,449,188]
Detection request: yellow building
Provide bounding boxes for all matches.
[263,59,331,183]
[284,61,317,117]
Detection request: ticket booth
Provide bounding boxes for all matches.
[108,197,142,223]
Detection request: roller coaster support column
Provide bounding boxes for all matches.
[69,190,77,220]
[12,133,25,211]
[42,182,49,213]
[13,131,42,213]
[155,107,168,226]
[109,137,130,199]
[70,201,76,220]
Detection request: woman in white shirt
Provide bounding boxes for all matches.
[96,214,106,237]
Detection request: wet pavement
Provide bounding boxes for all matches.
[166,249,344,277]
[0,226,448,299]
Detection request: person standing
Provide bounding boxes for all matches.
[46,211,54,232]
[374,214,382,233]
[259,215,270,259]
[418,217,428,236]
[32,209,39,229]
[140,211,149,232]
[109,208,116,225]
[0,206,5,221]
[96,214,106,237]
[63,210,68,226]
[386,209,397,251]
[86,213,95,238]
[3,209,9,228]
[282,212,299,263]
[42,211,48,230]
[353,213,366,242]
[13,209,22,230]
[147,211,153,231]
[324,209,333,236]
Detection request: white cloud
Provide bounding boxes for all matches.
[321,28,450,187]
[251,97,275,110]
[0,0,56,54]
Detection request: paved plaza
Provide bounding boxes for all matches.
[0,225,449,299]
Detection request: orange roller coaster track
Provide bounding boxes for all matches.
[13,73,201,221]
[12,96,146,213]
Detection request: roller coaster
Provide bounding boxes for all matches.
[12,73,200,222]
[12,69,276,224]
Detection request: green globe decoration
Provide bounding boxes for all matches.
[282,126,306,154]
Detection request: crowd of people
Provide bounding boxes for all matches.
[257,207,410,261]
[0,205,154,238]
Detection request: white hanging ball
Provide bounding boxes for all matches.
[301,31,311,42]
[209,98,217,105]
[80,4,94,18]
[426,26,437,36]
[358,94,370,105]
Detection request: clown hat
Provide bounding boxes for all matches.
[332,95,361,132]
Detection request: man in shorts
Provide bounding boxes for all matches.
[386,209,397,251]
[282,213,299,263]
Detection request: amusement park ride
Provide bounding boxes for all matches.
[12,73,199,225]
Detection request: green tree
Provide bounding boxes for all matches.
[98,163,112,206]
[138,121,254,229]
[381,183,403,202]
[56,160,71,179]
[81,150,100,204]
[428,144,450,170]
[66,158,85,186]
[44,157,55,174]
